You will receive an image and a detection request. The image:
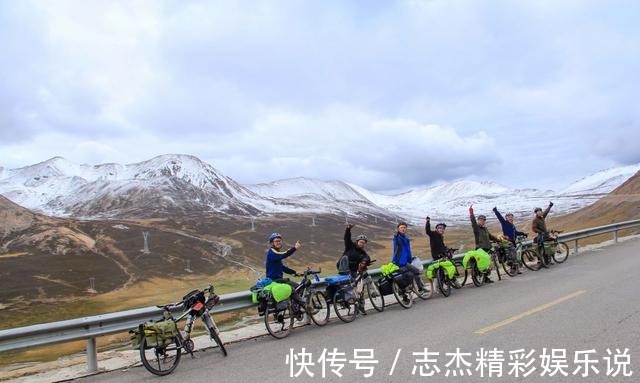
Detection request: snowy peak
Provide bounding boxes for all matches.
[248,177,370,202]
[561,163,640,195]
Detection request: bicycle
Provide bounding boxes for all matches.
[428,248,466,297]
[326,274,358,323]
[262,268,328,339]
[135,284,226,376]
[354,259,385,313]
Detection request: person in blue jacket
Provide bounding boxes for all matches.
[265,232,306,306]
[492,207,527,242]
[392,222,426,292]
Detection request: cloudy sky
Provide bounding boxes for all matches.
[1,0,639,192]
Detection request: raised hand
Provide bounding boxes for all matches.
[294,240,302,249]
[347,223,355,229]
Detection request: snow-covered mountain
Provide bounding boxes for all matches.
[0,155,637,222]
[560,164,640,195]
[247,177,393,217]
[0,155,267,218]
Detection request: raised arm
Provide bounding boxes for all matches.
[425,216,434,237]
[493,207,506,224]
[543,202,553,218]
[344,225,354,251]
[469,206,478,229]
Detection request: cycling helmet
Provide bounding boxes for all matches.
[534,207,542,213]
[268,232,282,243]
[356,234,368,242]
[435,223,447,229]
[477,214,487,220]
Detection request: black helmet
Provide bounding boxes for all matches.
[356,234,368,243]
[477,214,487,220]
[436,223,447,229]
[534,207,542,213]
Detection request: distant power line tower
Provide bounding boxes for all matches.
[184,259,193,273]
[88,277,97,293]
[374,216,378,224]
[311,216,316,227]
[250,217,255,232]
[142,232,150,254]
[345,215,349,225]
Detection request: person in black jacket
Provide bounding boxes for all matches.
[342,224,371,278]
[425,216,448,260]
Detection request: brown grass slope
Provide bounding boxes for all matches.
[548,170,640,232]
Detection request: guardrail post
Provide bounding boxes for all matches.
[613,230,619,243]
[574,239,579,254]
[87,337,98,372]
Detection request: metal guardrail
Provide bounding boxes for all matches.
[1,219,639,372]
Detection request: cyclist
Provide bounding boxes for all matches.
[425,216,448,260]
[392,222,426,293]
[265,232,306,307]
[469,206,498,283]
[532,202,554,263]
[341,224,371,315]
[493,207,527,274]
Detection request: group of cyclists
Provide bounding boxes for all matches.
[263,201,557,312]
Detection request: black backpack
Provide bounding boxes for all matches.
[336,253,350,275]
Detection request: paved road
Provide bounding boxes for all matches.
[80,239,639,382]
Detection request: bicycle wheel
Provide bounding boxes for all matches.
[493,257,502,281]
[458,263,468,287]
[436,268,451,297]
[140,337,181,376]
[471,260,485,287]
[307,290,330,326]
[553,242,569,263]
[203,315,227,356]
[413,274,433,300]
[333,291,357,323]
[264,300,293,339]
[502,253,518,277]
[365,279,384,312]
[392,280,413,309]
[521,249,540,271]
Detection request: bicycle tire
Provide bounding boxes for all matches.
[307,290,330,326]
[521,249,540,271]
[365,280,385,312]
[553,242,569,263]
[436,268,451,297]
[333,293,357,323]
[140,336,181,376]
[459,263,468,287]
[502,256,518,277]
[413,274,433,300]
[471,260,485,287]
[493,257,502,281]
[209,328,227,356]
[264,300,293,339]
[204,315,227,356]
[392,280,413,309]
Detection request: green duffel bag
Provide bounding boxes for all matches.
[262,282,292,303]
[462,249,491,272]
[380,263,400,276]
[426,260,456,280]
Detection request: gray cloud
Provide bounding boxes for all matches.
[1,1,639,191]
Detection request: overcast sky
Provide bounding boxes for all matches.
[1,0,639,192]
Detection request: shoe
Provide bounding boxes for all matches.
[484,277,494,284]
[517,271,522,274]
[357,305,367,316]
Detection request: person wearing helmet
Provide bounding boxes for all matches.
[392,222,426,292]
[340,224,372,315]
[492,207,527,274]
[341,224,371,278]
[425,216,448,260]
[532,202,554,259]
[469,205,499,283]
[265,232,306,306]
